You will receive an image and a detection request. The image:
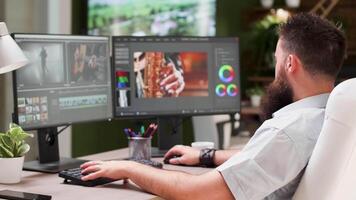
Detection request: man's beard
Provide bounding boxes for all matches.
[261,71,294,120]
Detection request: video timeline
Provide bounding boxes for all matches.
[59,95,108,110]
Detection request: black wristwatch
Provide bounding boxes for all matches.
[199,148,216,167]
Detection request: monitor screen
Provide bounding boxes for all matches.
[12,34,113,130]
[87,0,216,36]
[112,36,240,117]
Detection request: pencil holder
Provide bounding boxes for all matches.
[128,137,152,160]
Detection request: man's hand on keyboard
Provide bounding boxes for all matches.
[80,160,132,181]
[80,159,163,181]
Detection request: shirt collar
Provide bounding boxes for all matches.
[272,93,330,118]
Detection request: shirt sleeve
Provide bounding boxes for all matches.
[216,127,304,200]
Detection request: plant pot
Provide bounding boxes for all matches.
[251,95,262,107]
[285,0,300,8]
[0,156,24,184]
[260,0,274,8]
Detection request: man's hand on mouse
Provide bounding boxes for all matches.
[164,145,200,166]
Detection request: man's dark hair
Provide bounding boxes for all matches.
[278,13,346,78]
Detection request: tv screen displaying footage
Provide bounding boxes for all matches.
[112,36,240,117]
[12,34,113,129]
[88,0,216,36]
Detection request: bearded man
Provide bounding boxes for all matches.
[80,13,346,200]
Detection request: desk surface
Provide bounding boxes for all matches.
[0,148,211,200]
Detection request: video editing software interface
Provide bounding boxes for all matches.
[13,34,113,129]
[112,37,240,117]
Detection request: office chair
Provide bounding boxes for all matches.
[293,78,356,200]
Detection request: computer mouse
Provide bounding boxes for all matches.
[163,155,181,164]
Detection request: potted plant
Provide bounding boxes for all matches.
[0,123,33,184]
[246,86,265,107]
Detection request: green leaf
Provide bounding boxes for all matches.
[13,141,20,157]
[0,134,14,151]
[8,126,33,142]
[16,143,30,157]
[8,127,22,138]
[0,143,14,158]
[0,133,6,141]
[16,132,32,141]
[9,123,20,129]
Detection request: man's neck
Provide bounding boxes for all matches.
[292,78,334,101]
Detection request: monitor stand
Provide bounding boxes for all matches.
[23,127,86,173]
[151,117,183,157]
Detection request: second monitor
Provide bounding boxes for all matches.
[112,36,240,153]
[112,36,240,117]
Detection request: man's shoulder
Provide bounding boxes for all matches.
[259,107,325,156]
[251,107,326,165]
[265,107,325,134]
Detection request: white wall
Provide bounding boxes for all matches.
[0,0,72,160]
[4,0,48,33]
[48,0,72,34]
[47,0,72,159]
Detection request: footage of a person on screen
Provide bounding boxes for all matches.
[72,47,100,83]
[39,47,49,75]
[72,47,85,81]
[133,52,185,98]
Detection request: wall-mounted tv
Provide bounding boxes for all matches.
[88,0,216,36]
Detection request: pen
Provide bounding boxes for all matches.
[128,128,135,137]
[140,125,145,136]
[143,124,154,137]
[150,124,158,137]
[124,128,130,137]
[125,124,158,138]
[133,131,139,137]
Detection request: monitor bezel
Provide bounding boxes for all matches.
[11,33,114,131]
[111,36,241,119]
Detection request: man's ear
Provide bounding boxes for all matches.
[286,54,301,73]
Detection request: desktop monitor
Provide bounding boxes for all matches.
[112,36,240,152]
[12,34,113,173]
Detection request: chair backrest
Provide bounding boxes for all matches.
[293,78,356,200]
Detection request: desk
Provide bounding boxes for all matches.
[0,148,211,200]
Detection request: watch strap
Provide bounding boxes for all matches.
[199,148,216,167]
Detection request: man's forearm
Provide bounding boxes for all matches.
[125,162,192,199]
[125,162,234,200]
[214,150,239,166]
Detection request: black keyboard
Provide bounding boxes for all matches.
[59,167,115,187]
[59,159,163,187]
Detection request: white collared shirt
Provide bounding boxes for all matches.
[217,93,330,200]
